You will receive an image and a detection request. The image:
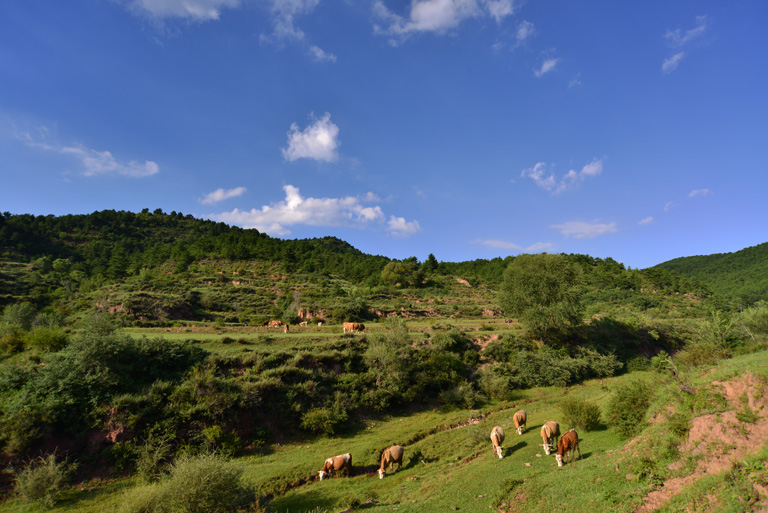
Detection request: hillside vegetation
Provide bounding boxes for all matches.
[0,210,767,511]
[655,242,768,305]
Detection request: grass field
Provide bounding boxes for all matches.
[3,348,766,513]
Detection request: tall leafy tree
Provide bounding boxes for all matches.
[498,253,584,341]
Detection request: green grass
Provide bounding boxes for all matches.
[4,352,767,513]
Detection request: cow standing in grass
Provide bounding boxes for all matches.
[540,420,560,456]
[318,453,352,480]
[555,429,581,467]
[378,445,404,479]
[513,410,527,435]
[490,426,505,459]
[343,322,365,333]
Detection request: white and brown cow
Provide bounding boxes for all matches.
[555,429,581,467]
[513,409,527,435]
[342,322,365,333]
[378,445,404,479]
[299,321,308,326]
[540,420,560,455]
[318,453,352,480]
[490,425,505,459]
[268,320,284,328]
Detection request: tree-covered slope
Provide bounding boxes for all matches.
[654,242,768,304]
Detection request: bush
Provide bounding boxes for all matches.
[119,453,254,513]
[606,380,653,438]
[25,326,68,352]
[136,435,174,483]
[559,397,602,431]
[15,454,75,508]
[476,365,515,401]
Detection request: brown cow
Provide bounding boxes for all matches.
[299,321,308,326]
[268,320,284,328]
[555,429,581,467]
[540,421,560,455]
[490,425,505,459]
[378,445,404,479]
[318,453,352,480]
[342,322,365,333]
[513,409,527,435]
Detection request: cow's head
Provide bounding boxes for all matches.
[541,443,553,455]
[555,454,564,467]
[318,470,328,480]
[516,426,523,435]
[495,446,504,459]
[378,469,385,479]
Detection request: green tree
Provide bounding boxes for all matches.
[498,253,584,341]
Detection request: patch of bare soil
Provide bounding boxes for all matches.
[474,334,499,351]
[636,373,768,512]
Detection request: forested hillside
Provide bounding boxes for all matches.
[654,242,768,305]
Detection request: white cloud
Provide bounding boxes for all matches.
[128,0,239,21]
[200,186,247,205]
[664,201,677,212]
[387,216,421,237]
[661,15,707,74]
[534,57,559,77]
[515,20,535,45]
[638,216,654,226]
[689,188,711,198]
[475,239,555,252]
[550,221,617,239]
[282,112,340,163]
[19,129,159,178]
[209,185,385,236]
[521,158,604,193]
[374,0,516,43]
[662,52,685,74]
[568,73,582,88]
[664,15,708,47]
[309,45,337,62]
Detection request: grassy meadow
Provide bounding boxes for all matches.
[2,343,767,513]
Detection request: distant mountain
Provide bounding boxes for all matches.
[654,242,768,304]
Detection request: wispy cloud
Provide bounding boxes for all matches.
[309,45,337,63]
[373,0,517,45]
[387,216,421,237]
[534,57,559,77]
[662,52,685,74]
[18,128,159,178]
[638,216,654,226]
[550,221,617,239]
[282,112,340,163]
[515,20,535,46]
[200,186,246,205]
[663,201,677,212]
[520,158,604,194]
[664,15,708,47]
[208,185,420,237]
[568,73,582,89]
[126,0,240,21]
[689,188,711,198]
[475,239,555,252]
[662,15,708,73]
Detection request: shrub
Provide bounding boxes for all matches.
[606,380,653,438]
[119,453,254,513]
[559,397,602,431]
[136,435,174,483]
[439,381,480,409]
[15,454,75,509]
[201,425,242,457]
[25,326,68,352]
[476,365,515,401]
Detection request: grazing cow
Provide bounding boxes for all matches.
[268,320,284,328]
[555,429,581,467]
[283,324,289,333]
[318,453,352,480]
[378,445,404,479]
[261,321,269,327]
[342,322,365,333]
[299,321,308,326]
[540,421,560,456]
[513,410,527,435]
[490,426,505,459]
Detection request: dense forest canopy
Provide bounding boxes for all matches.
[654,242,768,305]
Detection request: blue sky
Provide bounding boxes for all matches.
[1,0,766,269]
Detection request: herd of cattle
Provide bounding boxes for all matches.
[317,409,582,481]
[258,320,365,334]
